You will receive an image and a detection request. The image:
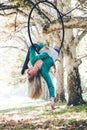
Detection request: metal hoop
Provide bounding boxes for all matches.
[28,0,64,53]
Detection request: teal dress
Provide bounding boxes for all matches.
[29,44,55,98]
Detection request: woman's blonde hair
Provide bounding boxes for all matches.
[28,74,43,99]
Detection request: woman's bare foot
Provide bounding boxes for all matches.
[51,97,55,110]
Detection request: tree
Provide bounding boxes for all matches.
[0,0,87,105]
[64,30,86,105]
[42,0,87,105]
[61,0,87,105]
[55,51,66,102]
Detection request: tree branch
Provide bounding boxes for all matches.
[75,30,87,45]
[16,8,28,17]
[13,36,29,48]
[0,4,28,17]
[1,11,17,16]
[0,46,27,52]
[43,17,87,34]
[0,5,18,10]
[77,54,87,60]
[78,30,87,41]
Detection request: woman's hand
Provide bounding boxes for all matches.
[45,46,49,50]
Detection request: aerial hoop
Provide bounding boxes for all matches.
[28,0,64,53]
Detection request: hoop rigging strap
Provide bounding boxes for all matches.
[28,0,64,54]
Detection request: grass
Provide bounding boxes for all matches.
[0,105,39,114]
[0,100,87,115]
[0,92,86,114]
[42,103,87,116]
[0,102,87,130]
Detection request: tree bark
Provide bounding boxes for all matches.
[43,17,87,34]
[64,34,86,105]
[67,58,86,105]
[62,0,86,106]
[55,52,66,102]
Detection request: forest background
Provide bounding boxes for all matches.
[0,0,87,129]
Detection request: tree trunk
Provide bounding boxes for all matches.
[41,78,49,100]
[64,30,86,106]
[62,0,86,106]
[67,62,86,105]
[55,52,66,102]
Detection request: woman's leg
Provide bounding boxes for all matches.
[29,46,48,66]
[40,59,55,97]
[28,45,49,79]
[40,58,55,109]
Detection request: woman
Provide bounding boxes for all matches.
[27,43,59,110]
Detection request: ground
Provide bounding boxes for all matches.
[0,102,87,130]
